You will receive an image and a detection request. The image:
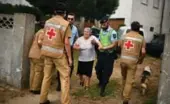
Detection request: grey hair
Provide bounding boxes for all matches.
[84,27,92,33]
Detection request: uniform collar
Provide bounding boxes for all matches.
[54,15,64,19]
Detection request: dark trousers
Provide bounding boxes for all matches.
[57,47,74,90]
[95,52,115,87]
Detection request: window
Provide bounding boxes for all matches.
[150,27,154,32]
[153,0,160,9]
[141,0,148,5]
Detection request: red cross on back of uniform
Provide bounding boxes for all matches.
[124,40,134,50]
[46,28,56,40]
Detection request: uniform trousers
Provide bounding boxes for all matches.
[120,62,137,101]
[30,58,44,91]
[95,52,115,87]
[40,55,71,104]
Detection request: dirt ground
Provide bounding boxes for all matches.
[0,56,161,104]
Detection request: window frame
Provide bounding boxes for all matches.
[141,0,149,6]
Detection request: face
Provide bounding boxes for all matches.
[101,21,109,29]
[83,28,91,39]
[67,15,75,25]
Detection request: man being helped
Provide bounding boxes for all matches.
[29,22,44,94]
[95,16,118,97]
[120,21,146,104]
[38,2,72,104]
[56,13,79,91]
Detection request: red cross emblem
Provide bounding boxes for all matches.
[46,28,56,40]
[124,40,134,50]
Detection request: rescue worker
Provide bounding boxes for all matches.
[141,66,151,95]
[120,21,146,104]
[56,12,79,91]
[38,2,72,104]
[29,22,44,94]
[95,16,118,97]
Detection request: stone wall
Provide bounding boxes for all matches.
[0,13,35,88]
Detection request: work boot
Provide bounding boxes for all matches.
[100,85,106,97]
[40,100,50,104]
[123,100,129,104]
[30,90,40,94]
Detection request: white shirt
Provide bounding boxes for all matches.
[75,35,99,62]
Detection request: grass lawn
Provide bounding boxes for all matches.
[72,80,118,100]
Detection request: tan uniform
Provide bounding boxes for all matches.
[29,29,44,91]
[120,31,145,101]
[39,16,71,104]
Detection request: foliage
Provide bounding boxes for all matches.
[26,0,119,20]
[72,80,118,99]
[0,2,42,20]
[144,96,157,104]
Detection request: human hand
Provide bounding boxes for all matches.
[68,58,73,67]
[98,46,103,50]
[74,44,80,50]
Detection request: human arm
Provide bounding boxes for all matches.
[37,29,45,47]
[91,36,103,50]
[64,26,72,66]
[138,39,146,64]
[73,38,81,50]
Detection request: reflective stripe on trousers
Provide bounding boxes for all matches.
[42,45,64,54]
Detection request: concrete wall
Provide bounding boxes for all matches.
[0,13,35,88]
[131,0,163,43]
[0,14,14,85]
[157,34,170,104]
[162,0,170,34]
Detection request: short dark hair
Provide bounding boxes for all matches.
[54,2,66,15]
[68,12,75,17]
[100,16,109,24]
[131,21,140,32]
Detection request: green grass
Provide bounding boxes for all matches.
[72,80,118,100]
[144,96,157,104]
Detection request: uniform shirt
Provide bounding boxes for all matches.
[29,29,44,59]
[39,15,72,58]
[69,25,79,46]
[75,35,99,62]
[99,26,117,43]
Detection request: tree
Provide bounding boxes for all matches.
[26,0,119,20]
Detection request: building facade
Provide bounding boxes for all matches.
[110,0,170,43]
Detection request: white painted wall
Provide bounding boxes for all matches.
[0,0,31,6]
[131,0,163,43]
[112,0,133,25]
[162,0,170,34]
